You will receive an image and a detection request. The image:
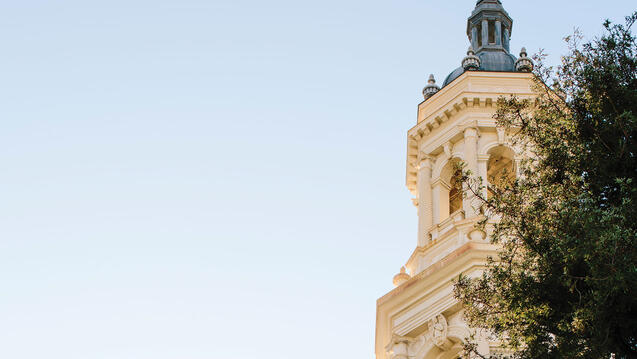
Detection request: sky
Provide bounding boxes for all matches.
[1,1,635,358]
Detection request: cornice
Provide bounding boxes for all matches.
[377,240,497,307]
[405,71,535,195]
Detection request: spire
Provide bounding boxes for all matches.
[441,1,529,88]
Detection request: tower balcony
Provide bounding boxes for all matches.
[406,212,494,276]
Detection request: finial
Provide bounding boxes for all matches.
[462,46,481,71]
[422,74,440,100]
[515,47,534,72]
[393,266,411,287]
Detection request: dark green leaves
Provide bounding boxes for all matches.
[455,12,637,359]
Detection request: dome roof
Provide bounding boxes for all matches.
[443,50,517,87]
[422,1,534,99]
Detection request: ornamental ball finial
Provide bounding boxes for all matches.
[393,266,411,287]
[462,46,481,71]
[422,74,440,100]
[515,47,534,72]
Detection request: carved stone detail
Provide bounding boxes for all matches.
[428,314,453,350]
[385,335,413,359]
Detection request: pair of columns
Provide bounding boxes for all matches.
[470,19,510,51]
[416,128,480,247]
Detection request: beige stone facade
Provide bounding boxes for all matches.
[375,70,534,359]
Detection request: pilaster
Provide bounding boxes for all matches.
[416,155,433,247]
[463,127,479,218]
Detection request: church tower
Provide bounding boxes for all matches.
[376,1,535,358]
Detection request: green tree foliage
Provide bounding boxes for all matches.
[454,13,637,359]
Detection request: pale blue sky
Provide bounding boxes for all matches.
[1,1,634,358]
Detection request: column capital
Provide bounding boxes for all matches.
[385,335,413,359]
[464,126,478,138]
[417,152,433,170]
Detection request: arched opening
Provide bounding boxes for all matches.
[436,158,464,222]
[487,146,516,199]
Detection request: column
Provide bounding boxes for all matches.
[481,19,489,47]
[432,180,450,224]
[503,27,511,52]
[417,157,433,247]
[463,127,479,218]
[515,157,523,179]
[495,21,502,46]
[471,26,479,50]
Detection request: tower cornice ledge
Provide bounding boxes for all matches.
[416,71,534,126]
[405,71,534,194]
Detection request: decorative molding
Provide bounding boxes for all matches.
[479,140,517,157]
[477,154,490,162]
[393,292,456,337]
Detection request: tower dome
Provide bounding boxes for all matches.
[442,0,518,87]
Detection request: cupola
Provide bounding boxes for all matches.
[442,0,521,87]
[468,0,512,53]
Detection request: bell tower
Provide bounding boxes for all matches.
[376,1,536,358]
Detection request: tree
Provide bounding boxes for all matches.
[454,12,637,359]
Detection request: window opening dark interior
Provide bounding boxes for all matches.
[488,20,496,44]
[476,24,483,47]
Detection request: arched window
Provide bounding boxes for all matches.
[487,146,516,199]
[437,158,464,222]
